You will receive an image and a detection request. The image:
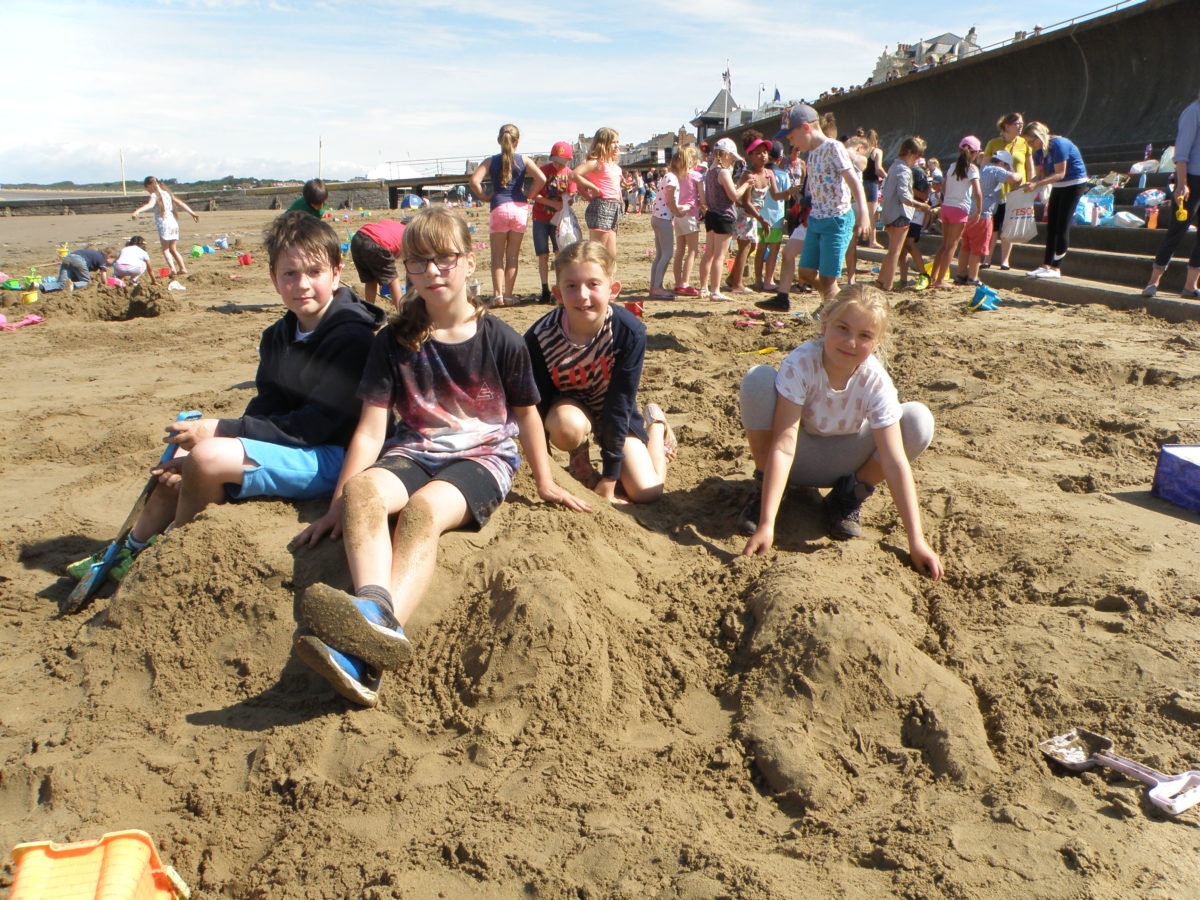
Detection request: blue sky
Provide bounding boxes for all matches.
[4,0,1107,184]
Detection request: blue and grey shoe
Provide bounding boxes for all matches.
[293,630,381,707]
[298,583,413,671]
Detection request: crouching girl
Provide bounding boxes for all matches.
[738,284,943,579]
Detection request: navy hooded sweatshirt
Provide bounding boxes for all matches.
[215,285,386,448]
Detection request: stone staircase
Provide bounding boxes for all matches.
[859,143,1200,323]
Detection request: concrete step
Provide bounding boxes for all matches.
[906,234,1189,291]
[1033,221,1167,254]
[855,246,1200,324]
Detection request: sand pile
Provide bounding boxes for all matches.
[3,208,1200,898]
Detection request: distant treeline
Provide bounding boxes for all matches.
[3,176,297,192]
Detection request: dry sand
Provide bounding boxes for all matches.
[1,206,1200,898]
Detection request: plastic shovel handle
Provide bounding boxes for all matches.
[1096,751,1169,786]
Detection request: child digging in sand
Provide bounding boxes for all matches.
[292,208,591,707]
[525,241,676,504]
[738,284,943,580]
[67,212,385,584]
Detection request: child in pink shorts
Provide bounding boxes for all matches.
[468,124,547,306]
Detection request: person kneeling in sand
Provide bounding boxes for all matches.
[291,208,591,708]
[525,241,675,504]
[67,212,385,584]
[737,284,943,580]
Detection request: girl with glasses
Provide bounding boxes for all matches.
[292,208,590,706]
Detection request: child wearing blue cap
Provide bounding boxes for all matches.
[775,104,870,299]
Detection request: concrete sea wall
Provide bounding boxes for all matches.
[811,0,1197,160]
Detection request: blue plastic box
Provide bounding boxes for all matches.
[1151,445,1200,514]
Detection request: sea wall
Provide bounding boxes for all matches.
[720,0,1195,163]
[814,0,1197,160]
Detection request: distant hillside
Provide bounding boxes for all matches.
[2,176,300,193]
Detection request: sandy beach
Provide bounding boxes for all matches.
[1,205,1199,898]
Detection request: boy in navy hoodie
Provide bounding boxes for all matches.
[68,211,385,582]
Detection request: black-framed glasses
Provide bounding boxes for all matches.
[403,253,462,275]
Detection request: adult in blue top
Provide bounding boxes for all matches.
[1022,121,1089,279]
[468,123,547,306]
[1143,90,1200,300]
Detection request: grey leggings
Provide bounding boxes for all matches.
[739,364,934,487]
[650,214,674,291]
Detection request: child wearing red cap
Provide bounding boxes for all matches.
[527,140,579,304]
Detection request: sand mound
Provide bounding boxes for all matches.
[27,282,188,321]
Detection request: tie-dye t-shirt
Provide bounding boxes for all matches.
[358,315,540,493]
[806,139,854,220]
[775,339,901,437]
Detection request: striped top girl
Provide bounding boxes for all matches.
[524,304,648,480]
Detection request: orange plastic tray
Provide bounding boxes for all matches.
[9,829,189,900]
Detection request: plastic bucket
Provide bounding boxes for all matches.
[190,246,203,258]
[9,829,188,899]
[623,300,644,318]
[237,253,253,266]
[158,268,170,278]
[21,291,38,304]
[202,245,214,254]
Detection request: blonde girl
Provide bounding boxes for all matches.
[697,137,745,301]
[469,124,547,306]
[667,145,704,296]
[737,284,942,580]
[572,127,624,255]
[525,241,675,504]
[131,175,199,276]
[293,207,587,706]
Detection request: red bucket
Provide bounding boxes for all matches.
[158,267,170,277]
[237,253,253,266]
[623,300,643,318]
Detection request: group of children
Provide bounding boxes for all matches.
[468,125,626,308]
[68,192,944,708]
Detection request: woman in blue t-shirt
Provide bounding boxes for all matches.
[1022,121,1089,279]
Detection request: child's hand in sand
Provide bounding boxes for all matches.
[164,417,218,450]
[292,500,343,548]
[535,480,592,513]
[741,525,774,557]
[908,538,944,581]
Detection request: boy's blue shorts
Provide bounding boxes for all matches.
[800,210,856,278]
[226,439,345,501]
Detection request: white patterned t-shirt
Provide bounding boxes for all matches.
[775,339,901,436]
[806,139,853,220]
